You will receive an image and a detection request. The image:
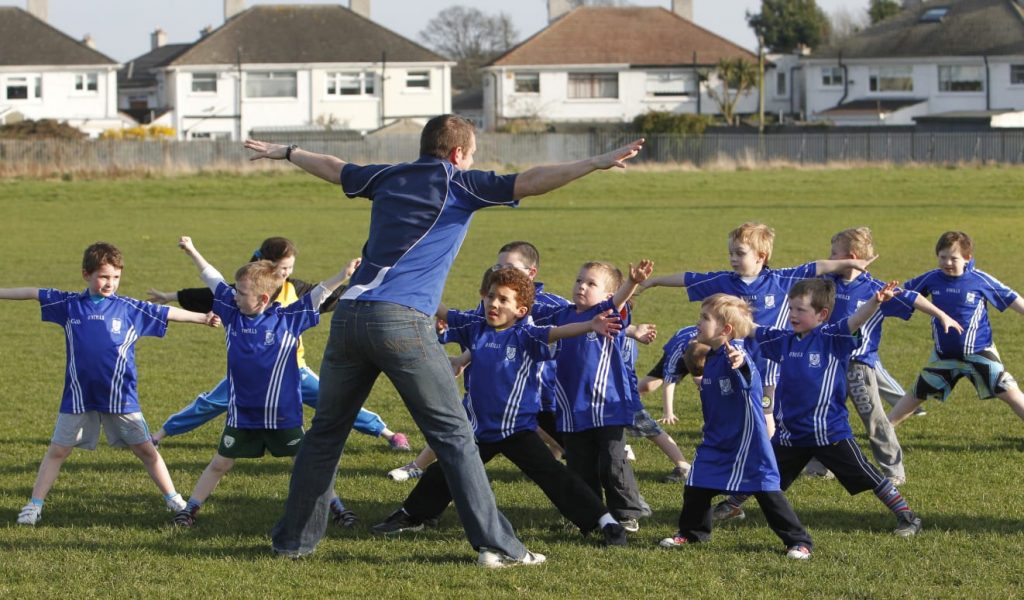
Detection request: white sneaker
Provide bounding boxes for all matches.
[624,444,636,461]
[165,493,187,512]
[786,545,812,560]
[477,548,546,568]
[387,463,424,482]
[17,503,42,525]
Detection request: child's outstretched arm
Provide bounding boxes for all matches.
[165,306,220,327]
[1009,296,1024,316]
[146,289,179,304]
[815,256,877,275]
[637,272,685,294]
[548,309,622,342]
[912,295,964,334]
[309,259,361,310]
[178,236,225,291]
[0,288,41,301]
[612,259,654,311]
[626,323,657,344]
[849,280,898,333]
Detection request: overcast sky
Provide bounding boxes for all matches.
[1,0,871,62]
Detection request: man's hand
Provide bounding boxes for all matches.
[243,139,288,161]
[592,138,645,170]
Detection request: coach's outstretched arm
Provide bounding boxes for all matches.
[512,138,644,200]
[243,139,346,184]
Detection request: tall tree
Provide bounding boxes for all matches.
[747,0,831,53]
[828,5,868,45]
[869,0,902,24]
[419,6,519,91]
[706,58,758,125]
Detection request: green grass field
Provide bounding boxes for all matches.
[2,167,1024,598]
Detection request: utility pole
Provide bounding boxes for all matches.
[758,34,765,135]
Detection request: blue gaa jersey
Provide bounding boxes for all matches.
[40,289,169,414]
[661,326,700,383]
[688,343,780,493]
[339,158,518,316]
[213,283,319,430]
[756,320,860,447]
[903,262,1018,359]
[537,299,642,432]
[684,263,818,385]
[827,273,919,368]
[442,310,557,443]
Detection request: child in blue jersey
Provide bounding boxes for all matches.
[147,237,410,463]
[533,259,653,532]
[639,222,875,437]
[371,268,630,545]
[888,231,1024,427]
[714,278,923,537]
[0,242,219,526]
[659,295,813,559]
[170,237,351,527]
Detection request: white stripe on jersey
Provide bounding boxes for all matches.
[812,354,841,446]
[726,391,755,491]
[590,338,612,427]
[341,265,392,300]
[852,311,885,359]
[501,356,534,439]
[110,327,139,413]
[64,322,84,413]
[265,331,298,428]
[553,379,573,432]
[227,371,237,428]
[465,390,478,432]
[964,300,985,356]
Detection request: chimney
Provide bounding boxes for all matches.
[225,0,245,21]
[672,0,693,21]
[82,34,96,49]
[350,0,370,19]
[548,0,572,23]
[200,25,214,38]
[26,0,47,22]
[151,28,167,50]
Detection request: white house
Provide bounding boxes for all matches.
[0,5,124,137]
[120,1,453,141]
[481,1,788,130]
[803,0,1024,126]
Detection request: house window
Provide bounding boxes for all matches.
[74,73,98,92]
[568,73,618,99]
[326,71,375,96]
[246,71,297,98]
[645,71,694,97]
[938,65,983,92]
[1012,65,1024,85]
[191,73,217,93]
[869,66,913,92]
[821,66,843,87]
[919,7,948,22]
[5,75,41,100]
[406,71,430,89]
[514,72,539,93]
[776,72,787,96]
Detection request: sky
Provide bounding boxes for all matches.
[1,0,871,62]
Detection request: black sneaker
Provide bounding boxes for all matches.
[894,512,922,537]
[173,507,197,528]
[601,522,628,547]
[330,504,358,528]
[370,509,425,535]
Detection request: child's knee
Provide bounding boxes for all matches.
[46,443,74,461]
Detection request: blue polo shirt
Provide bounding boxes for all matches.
[826,273,919,368]
[339,157,519,315]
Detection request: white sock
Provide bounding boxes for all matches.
[598,513,617,528]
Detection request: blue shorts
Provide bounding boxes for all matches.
[912,347,1017,401]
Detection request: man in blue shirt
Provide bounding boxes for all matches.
[244,115,643,567]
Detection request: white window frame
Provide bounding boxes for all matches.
[821,66,844,87]
[937,65,984,93]
[868,66,914,93]
[74,72,99,94]
[325,71,375,97]
[405,70,431,90]
[4,74,42,101]
[191,72,218,94]
[513,72,540,94]
[568,72,619,100]
[776,71,787,97]
[245,71,298,99]
[645,70,695,97]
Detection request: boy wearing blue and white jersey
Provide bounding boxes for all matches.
[171,236,351,528]
[659,295,813,560]
[888,231,1024,427]
[639,222,876,437]
[715,278,923,537]
[371,268,629,546]
[532,259,653,531]
[638,325,700,426]
[1,242,218,526]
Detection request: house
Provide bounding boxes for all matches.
[804,0,1024,127]
[481,1,782,130]
[121,1,453,141]
[0,5,124,137]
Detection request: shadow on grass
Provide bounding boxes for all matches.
[711,506,1024,535]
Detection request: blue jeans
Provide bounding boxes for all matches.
[271,301,525,558]
[160,367,388,438]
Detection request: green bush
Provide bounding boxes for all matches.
[632,111,712,135]
[0,118,86,140]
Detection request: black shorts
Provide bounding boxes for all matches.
[775,438,885,495]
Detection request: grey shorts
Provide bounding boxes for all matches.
[627,409,664,438]
[52,411,152,450]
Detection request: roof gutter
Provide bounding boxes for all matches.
[788,63,803,117]
[837,51,849,108]
[983,54,991,110]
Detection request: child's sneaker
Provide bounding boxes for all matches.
[16,503,42,526]
[370,508,426,535]
[662,465,690,483]
[624,444,636,461]
[786,544,812,560]
[803,459,835,480]
[711,500,745,522]
[388,432,411,451]
[601,522,628,547]
[172,507,197,528]
[165,493,187,512]
[658,534,690,548]
[477,548,546,568]
[894,512,922,537]
[330,502,358,528]
[387,462,424,482]
[618,518,640,533]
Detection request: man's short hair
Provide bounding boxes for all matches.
[498,241,541,268]
[935,231,973,257]
[420,114,475,160]
[252,237,297,263]
[729,222,775,265]
[489,267,535,312]
[831,227,875,260]
[235,260,285,298]
[82,242,124,274]
[789,278,836,313]
[581,261,622,293]
[701,293,755,339]
[683,341,712,377]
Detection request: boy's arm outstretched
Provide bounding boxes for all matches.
[815,256,877,275]
[1009,296,1024,316]
[0,288,41,301]
[912,295,964,334]
[548,309,622,342]
[165,306,220,327]
[308,258,360,309]
[848,280,899,333]
[178,236,225,291]
[612,259,654,311]
[637,272,685,293]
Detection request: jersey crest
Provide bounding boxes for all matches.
[264,330,275,346]
[111,318,122,334]
[809,352,821,368]
[764,295,776,308]
[719,377,733,395]
[505,346,517,361]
